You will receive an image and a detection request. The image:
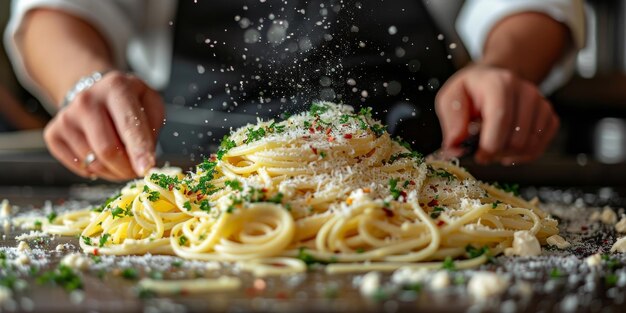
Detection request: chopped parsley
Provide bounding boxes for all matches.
[111,205,132,219]
[34,220,42,230]
[309,102,329,116]
[172,260,183,268]
[606,273,618,286]
[493,182,520,196]
[216,135,236,160]
[179,236,188,246]
[319,151,327,158]
[465,245,490,259]
[431,168,455,181]
[199,200,211,212]
[224,180,243,191]
[402,282,422,293]
[492,200,502,209]
[430,207,444,219]
[81,236,92,246]
[359,107,372,117]
[121,268,138,280]
[244,126,267,144]
[394,137,412,150]
[267,192,284,204]
[297,247,335,267]
[601,254,621,270]
[388,151,424,165]
[356,248,365,254]
[37,265,83,292]
[442,256,456,271]
[339,114,350,124]
[183,201,192,211]
[0,273,17,290]
[369,124,386,137]
[267,121,286,133]
[143,186,160,202]
[47,211,57,223]
[389,178,401,200]
[550,268,564,279]
[99,234,110,247]
[150,173,180,190]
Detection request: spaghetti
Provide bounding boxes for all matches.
[46,102,558,274]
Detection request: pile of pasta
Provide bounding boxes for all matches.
[47,102,558,275]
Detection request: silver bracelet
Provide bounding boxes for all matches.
[60,70,111,108]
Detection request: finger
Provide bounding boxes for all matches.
[61,123,124,181]
[474,76,516,164]
[45,128,91,178]
[105,75,156,176]
[78,104,136,179]
[501,99,559,165]
[435,82,473,148]
[531,101,560,158]
[506,82,538,155]
[141,87,166,140]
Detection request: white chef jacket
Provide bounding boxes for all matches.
[3,0,585,113]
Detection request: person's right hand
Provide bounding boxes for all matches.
[44,71,165,181]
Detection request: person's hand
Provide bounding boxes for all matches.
[44,71,165,181]
[435,64,559,165]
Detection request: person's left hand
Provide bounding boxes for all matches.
[435,64,560,165]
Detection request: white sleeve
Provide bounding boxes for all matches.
[456,0,585,94]
[3,0,144,111]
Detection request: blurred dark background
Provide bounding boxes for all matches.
[2,1,626,190]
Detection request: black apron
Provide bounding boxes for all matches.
[159,0,455,158]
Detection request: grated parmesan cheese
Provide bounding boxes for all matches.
[615,215,626,233]
[505,231,541,257]
[610,237,626,253]
[468,271,508,300]
[546,235,571,249]
[17,241,30,252]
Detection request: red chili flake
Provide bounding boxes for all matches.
[311,147,318,155]
[409,181,416,185]
[276,291,289,300]
[186,190,193,196]
[316,126,323,131]
[327,136,335,142]
[261,188,268,193]
[168,184,174,191]
[429,185,438,192]
[581,226,588,231]
[209,154,217,161]
[343,134,353,139]
[325,128,332,135]
[309,127,315,134]
[382,207,394,217]
[437,220,446,227]
[269,263,287,268]
[93,248,99,256]
[196,194,204,201]
[427,199,439,207]
[399,191,407,201]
